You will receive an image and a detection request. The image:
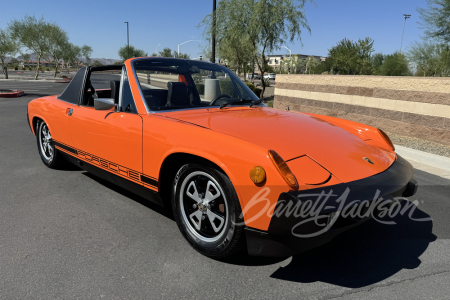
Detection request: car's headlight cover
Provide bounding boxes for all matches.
[378,129,395,151]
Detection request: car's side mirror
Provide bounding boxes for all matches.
[94,98,115,111]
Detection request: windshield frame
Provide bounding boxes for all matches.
[130,57,263,114]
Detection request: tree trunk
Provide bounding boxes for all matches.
[251,53,255,84]
[243,63,247,83]
[54,61,58,78]
[1,59,8,79]
[260,54,266,100]
[35,54,41,80]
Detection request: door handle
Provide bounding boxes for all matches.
[67,108,73,116]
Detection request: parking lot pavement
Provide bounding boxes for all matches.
[0,81,449,299]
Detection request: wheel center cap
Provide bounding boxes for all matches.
[198,203,204,211]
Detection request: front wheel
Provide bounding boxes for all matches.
[172,162,245,258]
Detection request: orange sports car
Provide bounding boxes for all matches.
[27,57,418,258]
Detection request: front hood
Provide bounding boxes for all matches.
[159,107,394,183]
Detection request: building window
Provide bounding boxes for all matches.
[270,59,273,64]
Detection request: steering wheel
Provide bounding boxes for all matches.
[209,94,231,106]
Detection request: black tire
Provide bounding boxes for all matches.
[35,119,67,169]
[172,162,245,258]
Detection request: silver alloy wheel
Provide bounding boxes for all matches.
[180,171,229,242]
[39,122,53,161]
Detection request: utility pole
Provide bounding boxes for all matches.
[124,22,129,59]
[400,14,411,54]
[211,0,216,63]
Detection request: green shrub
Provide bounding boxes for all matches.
[244,82,261,98]
[266,100,274,107]
[263,78,271,87]
[14,67,18,70]
[195,83,205,95]
[46,67,50,71]
[245,82,256,90]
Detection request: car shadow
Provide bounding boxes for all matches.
[268,203,436,287]
[82,172,174,221]
[76,170,436,285]
[219,201,435,288]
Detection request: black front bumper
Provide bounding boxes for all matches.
[245,155,418,257]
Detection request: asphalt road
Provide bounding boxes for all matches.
[0,80,450,299]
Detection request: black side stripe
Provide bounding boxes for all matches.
[53,140,158,188]
[54,141,78,155]
[140,175,158,187]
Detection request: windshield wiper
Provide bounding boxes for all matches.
[249,99,263,108]
[219,99,254,109]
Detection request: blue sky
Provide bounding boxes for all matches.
[0,0,427,59]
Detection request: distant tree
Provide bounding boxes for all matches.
[218,33,253,79]
[355,37,375,75]
[379,52,410,76]
[200,0,313,99]
[43,24,69,77]
[371,53,385,75]
[303,56,320,74]
[60,42,79,72]
[113,61,123,65]
[151,52,157,57]
[408,41,450,76]
[159,47,173,58]
[328,38,357,74]
[81,45,93,66]
[21,52,31,67]
[73,45,84,67]
[118,45,145,61]
[418,0,450,43]
[265,64,275,74]
[173,50,190,59]
[328,37,375,75]
[9,15,52,79]
[9,57,19,66]
[309,60,331,74]
[0,28,19,79]
[92,60,103,67]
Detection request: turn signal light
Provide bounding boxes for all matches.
[249,166,266,184]
[268,150,299,191]
[378,129,395,151]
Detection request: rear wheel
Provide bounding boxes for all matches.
[172,162,245,258]
[36,119,67,169]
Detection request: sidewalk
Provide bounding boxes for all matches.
[395,145,450,179]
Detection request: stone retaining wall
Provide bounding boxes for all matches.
[274,75,450,145]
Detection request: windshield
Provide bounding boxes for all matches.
[132,58,261,111]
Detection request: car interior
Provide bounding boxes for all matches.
[77,61,259,112]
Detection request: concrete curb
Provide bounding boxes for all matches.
[395,144,450,173]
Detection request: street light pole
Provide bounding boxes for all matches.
[212,0,216,63]
[177,40,201,58]
[155,44,161,56]
[281,46,292,74]
[400,14,411,54]
[124,22,129,59]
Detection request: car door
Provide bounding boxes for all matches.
[46,68,87,148]
[68,67,143,180]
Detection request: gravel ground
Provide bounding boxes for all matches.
[388,132,450,158]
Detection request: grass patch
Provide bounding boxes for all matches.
[265,100,274,107]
